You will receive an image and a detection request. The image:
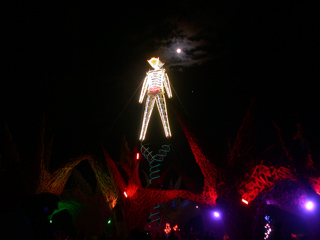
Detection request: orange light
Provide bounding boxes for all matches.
[242,198,249,204]
[173,224,180,231]
[164,223,171,234]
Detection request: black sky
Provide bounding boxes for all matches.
[2,0,319,166]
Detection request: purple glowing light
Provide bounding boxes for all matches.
[213,211,220,218]
[305,201,314,210]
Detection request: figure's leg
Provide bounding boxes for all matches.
[156,94,172,138]
[139,95,156,141]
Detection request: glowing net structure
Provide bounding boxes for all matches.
[174,111,218,205]
[37,155,93,195]
[238,162,297,204]
[309,176,320,196]
[139,57,172,141]
[88,156,119,209]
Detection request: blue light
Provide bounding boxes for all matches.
[305,201,314,210]
[264,215,270,222]
[213,211,220,218]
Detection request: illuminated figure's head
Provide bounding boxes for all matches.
[148,57,164,70]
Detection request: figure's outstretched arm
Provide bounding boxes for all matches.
[163,72,172,98]
[139,75,148,103]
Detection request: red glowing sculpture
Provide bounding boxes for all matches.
[238,162,297,204]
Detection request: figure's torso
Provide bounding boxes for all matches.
[146,69,165,94]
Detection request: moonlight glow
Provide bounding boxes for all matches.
[176,48,181,53]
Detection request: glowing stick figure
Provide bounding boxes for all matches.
[139,57,172,141]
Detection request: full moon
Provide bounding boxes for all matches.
[176,48,181,53]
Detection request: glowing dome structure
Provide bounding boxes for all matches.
[139,57,172,141]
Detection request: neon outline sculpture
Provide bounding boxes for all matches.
[141,145,170,184]
[139,57,173,141]
[141,144,171,224]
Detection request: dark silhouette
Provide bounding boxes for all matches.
[0,193,60,240]
[154,232,166,240]
[129,228,146,240]
[168,230,179,240]
[204,231,211,240]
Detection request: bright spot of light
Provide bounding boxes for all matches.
[164,223,171,234]
[124,191,128,198]
[213,211,220,218]
[305,201,314,210]
[242,199,249,205]
[173,224,180,231]
[176,48,181,53]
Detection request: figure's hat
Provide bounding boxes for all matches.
[147,57,164,69]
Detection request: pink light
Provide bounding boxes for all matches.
[173,224,180,231]
[164,223,171,234]
[242,199,249,205]
[305,201,314,210]
[213,211,220,218]
[136,153,140,160]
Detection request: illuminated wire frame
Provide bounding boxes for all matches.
[264,223,272,240]
[139,57,172,141]
[140,145,171,224]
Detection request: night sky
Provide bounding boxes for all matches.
[2,1,319,169]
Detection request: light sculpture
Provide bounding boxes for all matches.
[164,223,172,234]
[140,144,171,224]
[164,223,180,234]
[139,57,173,141]
[173,224,180,231]
[264,223,272,240]
[264,215,272,240]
